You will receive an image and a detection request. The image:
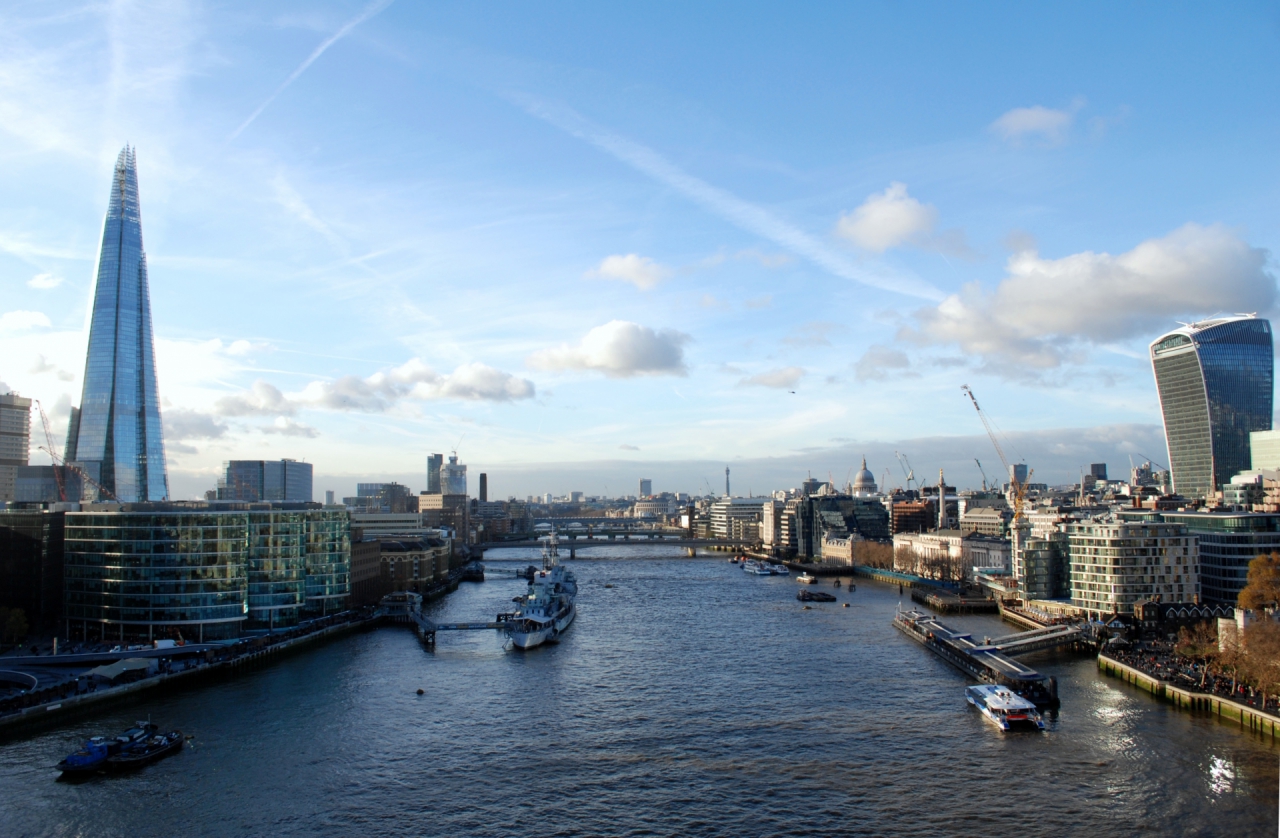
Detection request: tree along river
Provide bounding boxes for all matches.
[1,548,1276,837]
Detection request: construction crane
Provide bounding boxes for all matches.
[31,399,117,502]
[961,385,1030,520]
[974,458,990,492]
[894,450,916,492]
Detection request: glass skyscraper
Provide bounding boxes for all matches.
[1150,315,1273,499]
[65,147,168,502]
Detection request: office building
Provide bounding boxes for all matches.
[1150,315,1273,498]
[347,482,414,513]
[325,490,335,506]
[1250,430,1280,470]
[442,455,467,495]
[479,473,488,502]
[426,453,443,494]
[1089,464,1108,482]
[639,478,652,497]
[419,492,470,547]
[1009,463,1029,486]
[64,148,169,502]
[62,503,349,642]
[217,459,313,502]
[0,393,32,502]
[1159,511,1280,605]
[0,508,65,630]
[1066,519,1198,617]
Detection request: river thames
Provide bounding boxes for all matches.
[2,548,1277,836]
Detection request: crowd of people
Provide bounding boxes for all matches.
[1105,638,1280,718]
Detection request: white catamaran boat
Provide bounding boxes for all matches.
[506,530,577,650]
[965,685,1046,731]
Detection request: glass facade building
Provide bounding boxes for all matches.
[1150,316,1273,499]
[218,459,313,502]
[63,504,350,641]
[66,147,168,502]
[1160,512,1280,605]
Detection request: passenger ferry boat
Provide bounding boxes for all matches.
[965,685,1046,731]
[796,572,816,584]
[506,531,577,650]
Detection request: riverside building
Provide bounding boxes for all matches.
[62,502,350,642]
[64,148,169,502]
[1150,315,1273,499]
[1065,518,1198,618]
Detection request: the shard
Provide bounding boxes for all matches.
[65,147,168,502]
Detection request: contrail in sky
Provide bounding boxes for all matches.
[515,97,945,302]
[228,0,395,142]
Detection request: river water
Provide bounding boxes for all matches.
[2,548,1277,836]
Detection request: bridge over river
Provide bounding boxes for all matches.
[473,535,751,558]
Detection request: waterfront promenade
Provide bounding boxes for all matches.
[1099,643,1280,725]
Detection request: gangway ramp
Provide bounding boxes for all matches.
[981,624,1083,656]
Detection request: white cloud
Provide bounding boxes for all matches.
[991,98,1085,146]
[260,417,320,438]
[618,444,640,451]
[585,254,671,290]
[739,366,805,389]
[215,380,296,416]
[30,354,74,381]
[409,362,536,402]
[901,223,1276,369]
[855,345,915,382]
[0,310,52,332]
[836,183,938,253]
[298,358,535,411]
[28,273,63,289]
[528,320,690,378]
[164,408,228,441]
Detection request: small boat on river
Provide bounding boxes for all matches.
[797,590,837,603]
[797,573,816,584]
[56,722,156,774]
[965,685,1046,731]
[107,730,185,769]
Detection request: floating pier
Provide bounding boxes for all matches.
[893,608,1083,706]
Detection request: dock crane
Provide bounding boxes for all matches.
[960,385,1031,521]
[31,400,117,502]
[974,458,990,492]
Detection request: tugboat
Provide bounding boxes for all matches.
[57,722,156,775]
[506,530,577,650]
[107,729,185,769]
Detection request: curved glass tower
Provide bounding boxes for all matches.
[1150,315,1273,499]
[65,147,168,501]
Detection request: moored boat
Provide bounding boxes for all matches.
[506,530,577,650]
[965,685,1046,731]
[57,723,156,774]
[797,590,837,602]
[107,730,184,769]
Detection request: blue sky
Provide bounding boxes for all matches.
[1,1,1277,499]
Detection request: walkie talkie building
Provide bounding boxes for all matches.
[64,147,168,502]
[1150,315,1273,499]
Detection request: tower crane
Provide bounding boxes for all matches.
[31,400,117,502]
[960,385,1031,520]
[974,458,990,492]
[893,450,916,492]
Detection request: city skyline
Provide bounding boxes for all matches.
[0,3,1277,499]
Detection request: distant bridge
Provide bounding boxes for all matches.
[473,536,751,557]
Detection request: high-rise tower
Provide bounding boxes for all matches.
[1150,315,1273,499]
[65,147,168,501]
